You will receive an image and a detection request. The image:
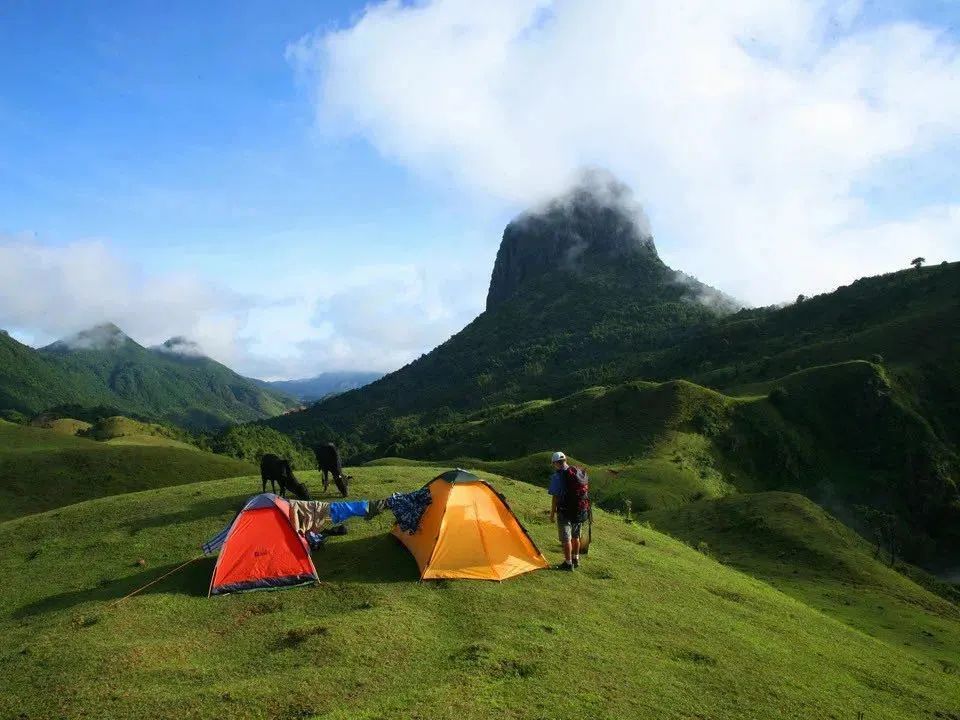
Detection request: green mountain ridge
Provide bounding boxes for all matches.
[0,323,298,429]
[271,260,960,452]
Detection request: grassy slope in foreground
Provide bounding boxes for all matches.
[1,468,958,719]
[0,421,254,521]
[643,492,960,669]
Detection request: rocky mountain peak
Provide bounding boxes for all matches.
[486,170,663,310]
[44,323,136,352]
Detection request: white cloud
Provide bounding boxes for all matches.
[237,262,486,378]
[0,234,484,380]
[0,234,258,361]
[289,0,960,304]
[313,263,485,368]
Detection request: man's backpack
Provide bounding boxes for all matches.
[560,465,590,521]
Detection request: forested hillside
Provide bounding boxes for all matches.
[0,324,297,429]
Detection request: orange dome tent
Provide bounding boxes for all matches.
[392,469,549,581]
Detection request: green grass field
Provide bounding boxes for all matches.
[0,421,254,520]
[643,492,960,668]
[1,465,957,719]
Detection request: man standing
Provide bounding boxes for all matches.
[548,451,588,571]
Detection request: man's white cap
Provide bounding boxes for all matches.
[551,451,566,463]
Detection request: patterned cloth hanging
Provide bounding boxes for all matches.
[386,487,433,534]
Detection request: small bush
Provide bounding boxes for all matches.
[768,387,788,408]
[0,409,29,424]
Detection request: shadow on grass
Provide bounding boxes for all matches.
[125,490,369,536]
[124,494,250,534]
[13,557,216,619]
[16,533,422,618]
[314,532,419,584]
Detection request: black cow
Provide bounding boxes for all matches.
[312,443,351,497]
[260,453,310,500]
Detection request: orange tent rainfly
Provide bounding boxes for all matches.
[203,493,318,596]
[392,469,549,581]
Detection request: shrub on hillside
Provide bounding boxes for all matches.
[211,424,314,469]
[80,416,199,447]
[768,387,789,409]
[0,409,29,424]
[40,404,155,425]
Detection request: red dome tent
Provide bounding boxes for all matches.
[205,493,318,596]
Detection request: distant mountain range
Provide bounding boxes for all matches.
[257,372,382,403]
[0,323,298,429]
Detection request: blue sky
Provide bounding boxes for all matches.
[1,1,958,378]
[1,1,501,265]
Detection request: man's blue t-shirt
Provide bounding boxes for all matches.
[548,466,568,496]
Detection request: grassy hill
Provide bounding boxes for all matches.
[359,359,959,566]
[270,256,726,451]
[0,467,960,718]
[83,415,199,450]
[29,415,92,435]
[0,421,254,521]
[643,492,960,668]
[1,466,957,719]
[365,447,731,515]
[0,324,297,430]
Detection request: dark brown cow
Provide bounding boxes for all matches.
[260,453,310,500]
[312,443,351,497]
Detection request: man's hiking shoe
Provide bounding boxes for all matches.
[572,557,580,568]
[365,498,388,519]
[555,562,575,571]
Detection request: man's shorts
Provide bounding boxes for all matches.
[557,516,583,543]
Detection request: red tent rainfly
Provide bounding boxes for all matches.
[203,493,318,596]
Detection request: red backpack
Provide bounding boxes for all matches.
[560,465,590,520]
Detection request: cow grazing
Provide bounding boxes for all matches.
[312,443,351,497]
[260,453,310,500]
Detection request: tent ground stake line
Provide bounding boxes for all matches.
[108,554,205,609]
